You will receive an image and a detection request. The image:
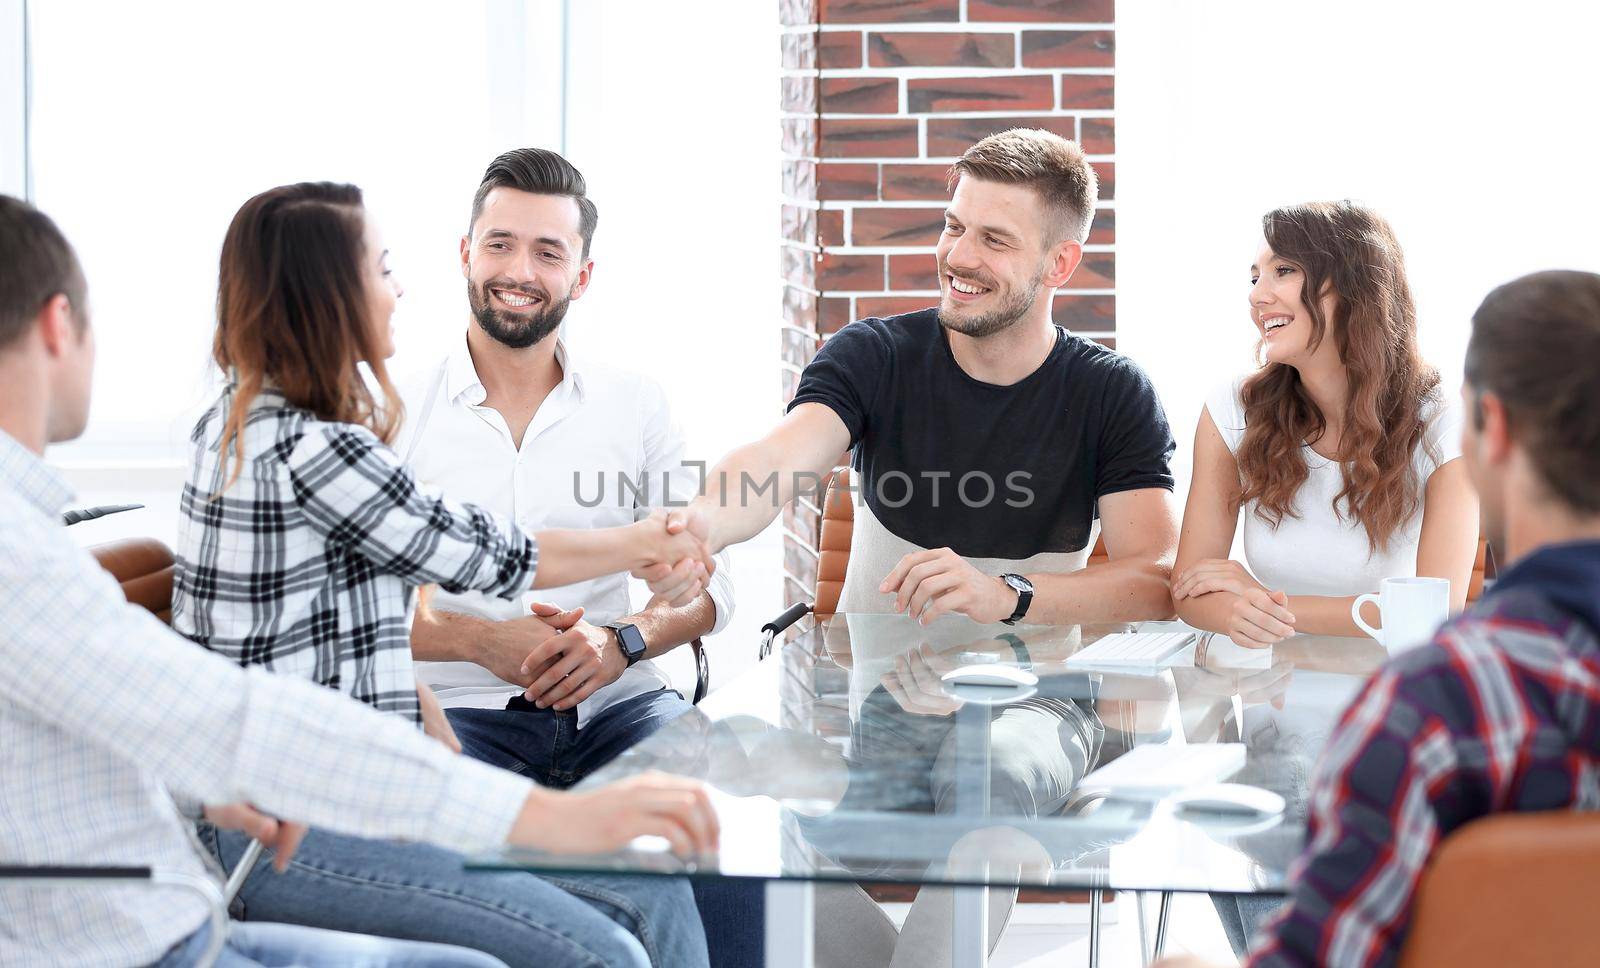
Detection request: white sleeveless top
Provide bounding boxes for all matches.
[1205,377,1463,597]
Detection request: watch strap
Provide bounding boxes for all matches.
[1000,574,1033,625]
[603,621,647,666]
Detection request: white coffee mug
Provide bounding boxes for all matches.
[1351,577,1450,652]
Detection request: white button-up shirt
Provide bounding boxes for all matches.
[0,430,531,967]
[398,337,734,726]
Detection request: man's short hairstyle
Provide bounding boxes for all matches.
[0,195,87,350]
[948,128,1099,245]
[1466,270,1600,514]
[468,148,598,257]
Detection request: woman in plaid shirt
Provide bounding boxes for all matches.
[172,182,717,968]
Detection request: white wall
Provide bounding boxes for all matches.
[43,0,786,685]
[563,0,784,680]
[31,0,558,467]
[1118,0,1600,494]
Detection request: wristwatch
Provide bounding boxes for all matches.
[999,574,1033,625]
[603,621,648,666]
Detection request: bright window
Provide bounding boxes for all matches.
[1118,0,1600,489]
[30,0,561,465]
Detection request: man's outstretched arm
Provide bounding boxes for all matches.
[671,402,853,554]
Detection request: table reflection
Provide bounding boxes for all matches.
[490,612,1394,896]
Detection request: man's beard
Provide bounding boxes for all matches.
[469,279,571,349]
[936,264,1045,339]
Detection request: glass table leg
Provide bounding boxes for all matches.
[765,880,815,968]
[1136,891,1151,964]
[1153,891,1173,960]
[1088,888,1102,968]
[951,883,989,968]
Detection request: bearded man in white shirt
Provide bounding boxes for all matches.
[399,149,755,966]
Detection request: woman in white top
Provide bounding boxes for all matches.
[1173,200,1479,648]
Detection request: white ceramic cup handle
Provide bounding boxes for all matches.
[1352,592,1382,641]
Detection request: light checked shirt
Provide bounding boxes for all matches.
[0,429,532,967]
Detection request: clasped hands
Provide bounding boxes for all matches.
[461,511,713,711]
[1173,557,1296,649]
[457,603,620,711]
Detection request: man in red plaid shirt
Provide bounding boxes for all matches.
[1161,269,1600,968]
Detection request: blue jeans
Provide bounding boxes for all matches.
[1212,893,1286,958]
[446,689,697,787]
[152,919,508,967]
[199,824,706,968]
[449,689,763,968]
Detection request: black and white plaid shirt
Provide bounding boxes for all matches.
[173,388,539,723]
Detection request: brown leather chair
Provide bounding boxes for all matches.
[1399,811,1600,967]
[813,468,854,618]
[1467,537,1491,604]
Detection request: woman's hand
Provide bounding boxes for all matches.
[509,772,720,859]
[1226,587,1297,648]
[417,678,461,753]
[1172,558,1266,601]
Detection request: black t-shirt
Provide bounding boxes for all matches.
[788,308,1175,560]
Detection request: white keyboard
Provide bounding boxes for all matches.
[1065,631,1197,670]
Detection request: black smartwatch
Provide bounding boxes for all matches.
[603,621,648,666]
[999,574,1034,626]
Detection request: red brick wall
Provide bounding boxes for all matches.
[778,0,1116,606]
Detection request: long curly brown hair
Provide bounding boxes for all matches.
[1236,201,1440,552]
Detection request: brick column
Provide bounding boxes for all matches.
[779,0,1116,607]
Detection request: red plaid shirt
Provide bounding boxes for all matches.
[1250,542,1600,967]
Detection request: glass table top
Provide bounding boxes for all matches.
[470,612,1392,895]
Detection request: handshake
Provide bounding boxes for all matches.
[627,506,716,607]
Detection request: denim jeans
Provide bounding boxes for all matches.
[446,689,697,787]
[1211,893,1286,958]
[152,919,509,967]
[199,823,707,968]
[449,688,764,968]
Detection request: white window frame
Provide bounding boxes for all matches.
[0,0,29,200]
[10,1,570,495]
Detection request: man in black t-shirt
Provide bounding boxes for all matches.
[659,128,1178,627]
[654,128,1180,966]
